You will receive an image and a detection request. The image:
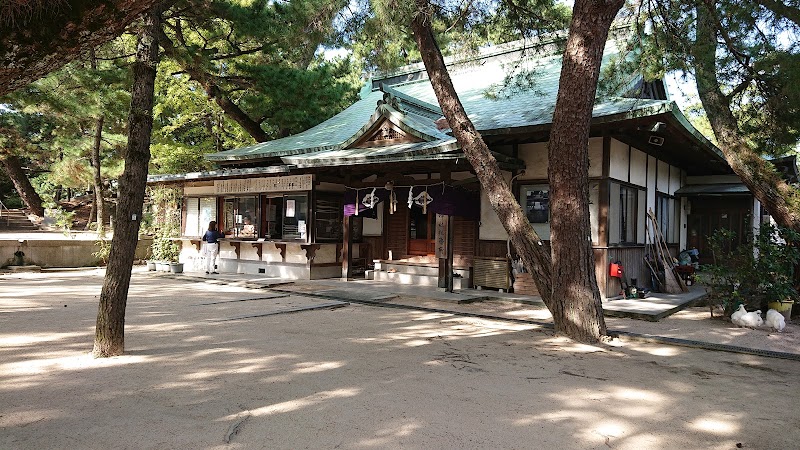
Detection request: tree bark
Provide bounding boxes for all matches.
[93,7,161,358]
[693,3,800,232]
[0,154,44,217]
[0,0,168,95]
[91,115,107,236]
[410,1,554,310]
[547,0,622,342]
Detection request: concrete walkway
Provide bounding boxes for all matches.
[154,270,704,321]
[602,287,708,321]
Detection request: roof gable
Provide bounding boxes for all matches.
[343,92,451,150]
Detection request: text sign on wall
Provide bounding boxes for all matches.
[214,175,313,195]
[435,214,449,259]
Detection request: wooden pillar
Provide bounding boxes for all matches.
[436,214,455,292]
[342,215,352,280]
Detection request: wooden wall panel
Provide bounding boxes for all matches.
[477,240,508,258]
[363,235,384,261]
[452,216,477,264]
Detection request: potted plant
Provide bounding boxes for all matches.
[151,237,177,272]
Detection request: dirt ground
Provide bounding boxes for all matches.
[1,271,799,449]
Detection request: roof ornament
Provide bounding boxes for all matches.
[377,92,403,112]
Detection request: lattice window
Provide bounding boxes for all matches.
[368,125,404,142]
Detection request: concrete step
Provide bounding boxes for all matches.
[0,209,38,231]
[374,270,470,289]
[381,262,470,278]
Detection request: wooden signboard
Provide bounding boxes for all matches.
[214,174,313,195]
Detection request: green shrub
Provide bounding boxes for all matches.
[700,223,800,316]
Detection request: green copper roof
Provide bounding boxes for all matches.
[205,36,689,164]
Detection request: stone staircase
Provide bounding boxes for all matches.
[370,260,472,290]
[0,209,39,232]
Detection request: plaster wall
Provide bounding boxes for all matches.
[363,206,383,236]
[647,155,657,220]
[314,245,338,264]
[669,166,682,195]
[185,185,215,196]
[629,147,648,187]
[589,181,600,243]
[657,160,670,192]
[518,142,548,179]
[609,139,630,181]
[588,138,603,178]
[1,237,152,268]
[479,172,513,241]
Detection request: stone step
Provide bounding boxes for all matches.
[380,262,470,278]
[374,270,470,289]
[0,209,39,231]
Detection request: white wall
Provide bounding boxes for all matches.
[646,155,657,237]
[184,185,215,196]
[479,172,513,240]
[588,138,603,178]
[589,181,600,243]
[518,142,548,179]
[609,139,629,181]
[630,147,647,187]
[657,160,670,193]
[363,206,383,236]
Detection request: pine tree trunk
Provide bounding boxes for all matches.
[693,3,800,232]
[91,115,106,236]
[547,0,622,342]
[0,155,44,217]
[410,1,553,308]
[93,7,160,358]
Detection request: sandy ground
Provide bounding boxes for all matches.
[1,271,800,450]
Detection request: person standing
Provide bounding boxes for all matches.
[202,220,225,274]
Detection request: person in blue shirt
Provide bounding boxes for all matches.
[202,220,225,274]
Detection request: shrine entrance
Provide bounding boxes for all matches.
[408,207,435,256]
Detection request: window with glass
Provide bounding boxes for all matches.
[656,193,679,243]
[522,184,549,223]
[224,196,259,238]
[282,194,308,241]
[609,182,644,244]
[183,197,217,237]
[314,194,343,242]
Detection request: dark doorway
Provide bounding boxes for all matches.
[686,196,752,265]
[408,207,435,255]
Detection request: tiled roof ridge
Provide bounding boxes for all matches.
[372,22,634,83]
